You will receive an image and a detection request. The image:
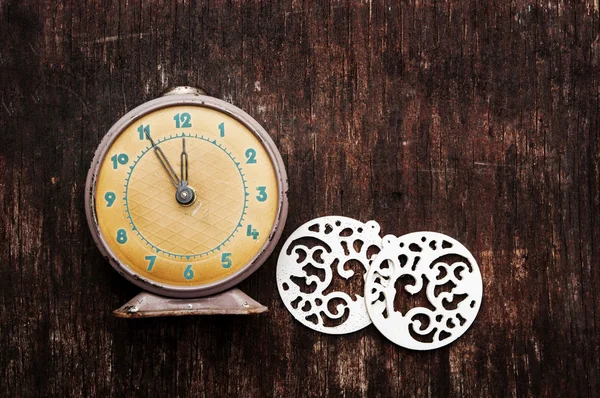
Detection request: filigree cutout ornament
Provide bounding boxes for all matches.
[276,216,382,334]
[364,232,483,350]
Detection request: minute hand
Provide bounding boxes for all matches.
[145,131,180,187]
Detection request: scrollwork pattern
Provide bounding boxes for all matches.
[276,216,382,334]
[365,232,483,350]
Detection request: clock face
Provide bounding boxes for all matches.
[86,96,287,298]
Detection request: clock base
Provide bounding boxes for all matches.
[113,288,268,318]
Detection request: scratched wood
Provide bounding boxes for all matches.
[1,0,599,396]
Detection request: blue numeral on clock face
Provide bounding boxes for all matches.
[247,225,259,240]
[145,255,156,271]
[245,148,257,164]
[221,253,232,268]
[116,229,127,244]
[256,186,267,202]
[111,154,129,169]
[105,192,116,207]
[137,124,150,140]
[174,113,192,128]
[184,264,194,280]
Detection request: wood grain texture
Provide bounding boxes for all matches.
[1,0,599,396]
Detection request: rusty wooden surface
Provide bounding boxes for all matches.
[1,0,599,397]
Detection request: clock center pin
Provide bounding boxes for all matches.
[176,185,196,206]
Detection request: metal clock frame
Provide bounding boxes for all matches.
[85,93,289,299]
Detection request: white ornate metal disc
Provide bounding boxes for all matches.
[277,216,382,334]
[364,232,483,350]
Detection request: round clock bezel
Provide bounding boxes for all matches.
[85,94,288,298]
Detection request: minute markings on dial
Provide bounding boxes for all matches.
[123,133,249,259]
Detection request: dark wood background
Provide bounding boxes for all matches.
[1,0,599,396]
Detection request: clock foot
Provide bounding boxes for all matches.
[112,288,268,318]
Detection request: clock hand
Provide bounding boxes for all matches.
[175,137,196,206]
[145,130,180,188]
[180,138,189,186]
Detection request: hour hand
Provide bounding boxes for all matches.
[180,138,189,186]
[175,137,195,206]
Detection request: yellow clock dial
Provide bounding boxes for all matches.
[92,103,282,291]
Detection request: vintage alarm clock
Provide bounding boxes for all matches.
[85,87,288,317]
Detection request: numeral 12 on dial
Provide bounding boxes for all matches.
[174,113,192,128]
